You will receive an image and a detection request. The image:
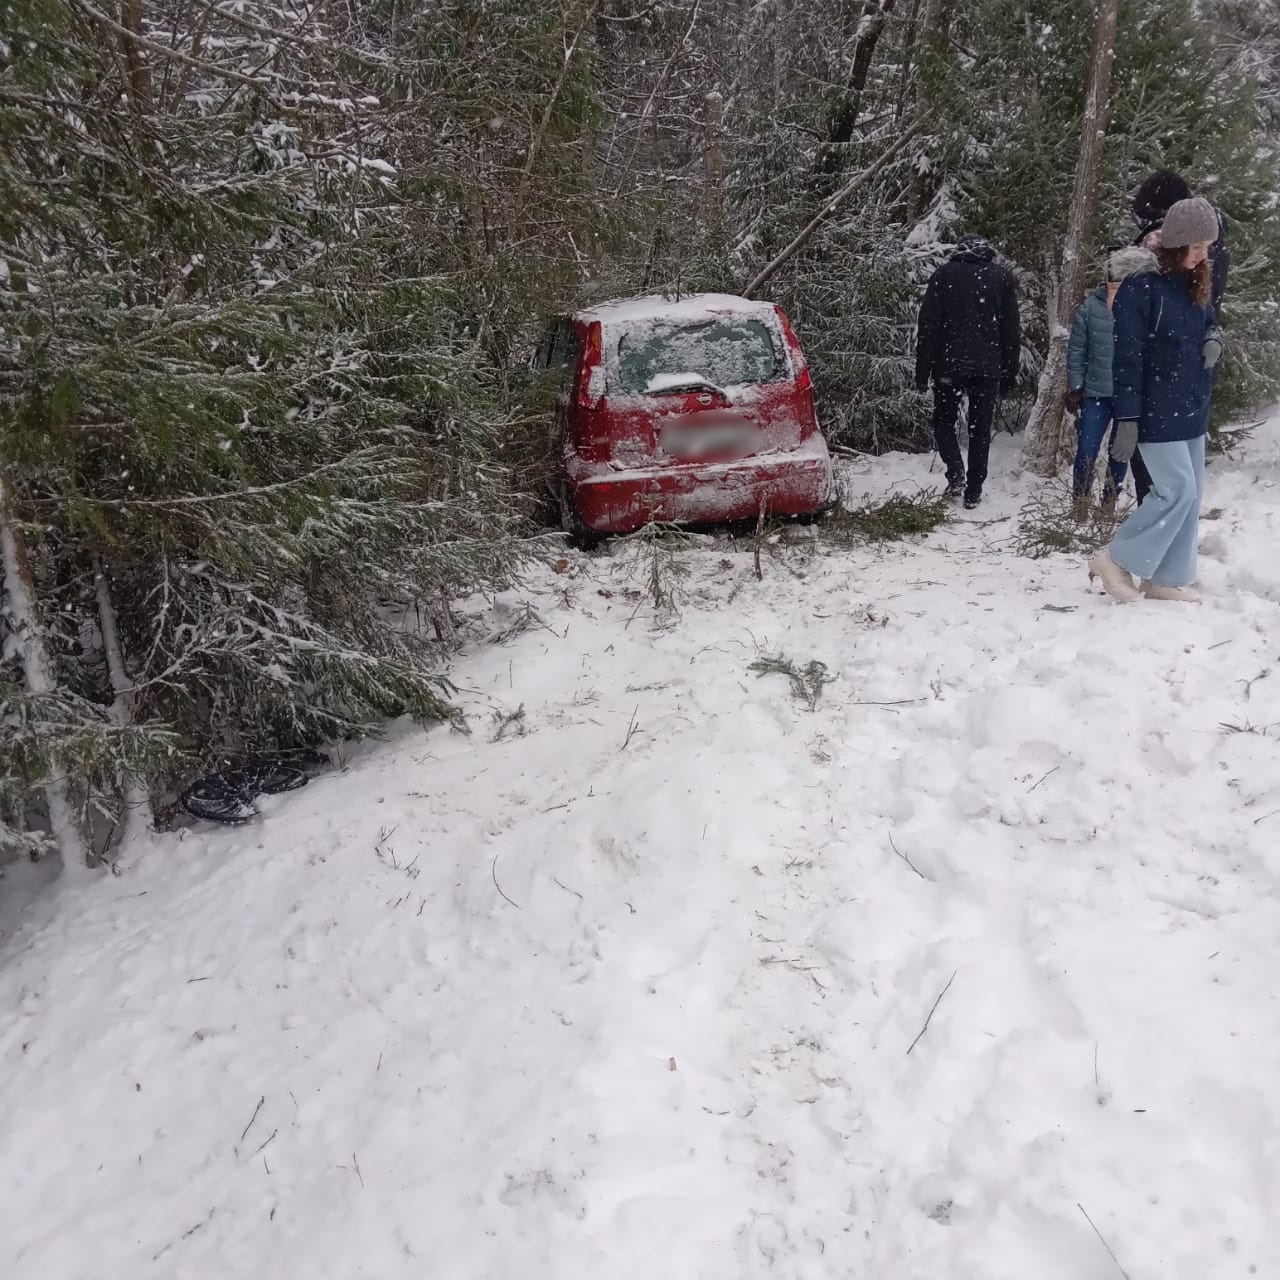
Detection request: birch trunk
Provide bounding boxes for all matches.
[94,558,152,847]
[0,472,92,876]
[1021,0,1120,474]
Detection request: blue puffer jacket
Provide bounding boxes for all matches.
[1112,266,1214,444]
[1066,288,1113,398]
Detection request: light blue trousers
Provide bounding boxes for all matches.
[1109,435,1206,588]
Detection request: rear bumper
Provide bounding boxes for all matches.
[569,437,834,533]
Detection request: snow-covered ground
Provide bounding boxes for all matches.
[4,430,1280,1280]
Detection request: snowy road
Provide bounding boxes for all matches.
[3,434,1280,1279]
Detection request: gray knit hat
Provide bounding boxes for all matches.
[1159,196,1218,248]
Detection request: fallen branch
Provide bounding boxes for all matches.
[552,876,583,901]
[888,831,926,880]
[491,855,522,909]
[151,1209,215,1263]
[1077,1203,1130,1279]
[239,1095,265,1145]
[753,493,768,581]
[744,121,924,297]
[906,970,956,1055]
[1027,764,1061,793]
[621,706,641,751]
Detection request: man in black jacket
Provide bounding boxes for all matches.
[1129,170,1229,505]
[915,235,1021,509]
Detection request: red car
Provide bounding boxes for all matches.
[536,293,834,545]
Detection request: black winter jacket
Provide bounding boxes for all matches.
[915,241,1021,387]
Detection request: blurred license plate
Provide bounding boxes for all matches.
[661,420,755,459]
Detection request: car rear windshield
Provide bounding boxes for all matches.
[614,317,784,394]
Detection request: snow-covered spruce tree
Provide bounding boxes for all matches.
[927,0,1280,435]
[701,0,973,451]
[0,0,534,866]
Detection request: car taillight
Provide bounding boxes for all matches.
[577,321,605,411]
[775,305,818,437]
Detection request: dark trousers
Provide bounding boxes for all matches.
[932,376,998,495]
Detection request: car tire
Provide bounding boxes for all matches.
[558,483,604,552]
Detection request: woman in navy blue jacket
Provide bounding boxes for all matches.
[1088,198,1221,603]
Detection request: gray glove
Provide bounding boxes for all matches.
[1110,420,1139,463]
[1203,327,1224,370]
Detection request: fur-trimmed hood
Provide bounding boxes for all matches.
[1108,245,1158,281]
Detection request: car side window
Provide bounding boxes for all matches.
[548,320,578,373]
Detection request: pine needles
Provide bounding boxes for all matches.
[748,654,832,711]
[1013,479,1129,559]
[820,490,950,545]
[613,520,693,622]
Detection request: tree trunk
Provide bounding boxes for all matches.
[1021,0,1120,474]
[120,0,152,108]
[894,0,923,123]
[818,0,899,174]
[908,0,952,219]
[0,472,92,877]
[703,89,724,236]
[94,559,152,847]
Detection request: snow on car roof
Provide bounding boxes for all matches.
[575,292,778,328]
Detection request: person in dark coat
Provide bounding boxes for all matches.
[1088,198,1219,603]
[914,234,1021,509]
[1128,170,1229,505]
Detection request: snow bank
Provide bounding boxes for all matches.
[3,432,1280,1280]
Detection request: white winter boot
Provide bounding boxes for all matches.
[1088,550,1139,602]
[1140,581,1201,603]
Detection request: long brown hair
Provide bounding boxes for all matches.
[1155,246,1212,308]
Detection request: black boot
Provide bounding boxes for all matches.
[963,488,982,510]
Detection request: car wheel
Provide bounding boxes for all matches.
[558,483,604,552]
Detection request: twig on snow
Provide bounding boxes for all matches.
[151,1209,215,1263]
[906,971,957,1055]
[888,831,926,880]
[491,856,522,909]
[253,1128,278,1156]
[553,876,583,901]
[1027,764,1061,793]
[239,1095,265,1144]
[1077,1203,1131,1279]
[621,706,641,751]
[753,493,768,581]
[352,1151,365,1189]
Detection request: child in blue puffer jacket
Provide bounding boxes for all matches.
[1064,245,1158,509]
